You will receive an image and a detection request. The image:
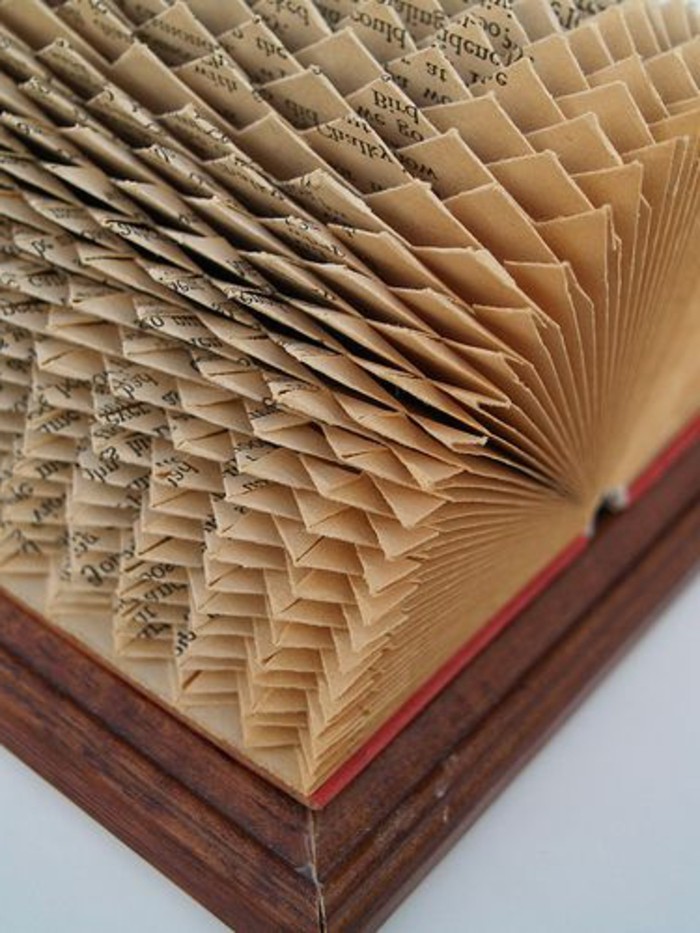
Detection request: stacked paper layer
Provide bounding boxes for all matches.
[0,0,697,793]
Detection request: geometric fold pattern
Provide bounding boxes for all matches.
[0,0,698,794]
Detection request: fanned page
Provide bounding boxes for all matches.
[0,0,697,797]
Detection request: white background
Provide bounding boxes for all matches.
[1,571,699,933]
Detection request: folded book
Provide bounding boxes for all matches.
[0,0,698,925]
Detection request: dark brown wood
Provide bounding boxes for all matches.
[0,438,698,932]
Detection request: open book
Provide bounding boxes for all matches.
[0,0,697,800]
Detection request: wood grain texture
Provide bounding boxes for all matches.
[0,438,698,932]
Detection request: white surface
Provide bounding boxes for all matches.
[1,572,699,933]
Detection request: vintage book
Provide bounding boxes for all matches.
[0,0,698,926]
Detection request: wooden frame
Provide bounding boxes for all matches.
[1,437,698,931]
